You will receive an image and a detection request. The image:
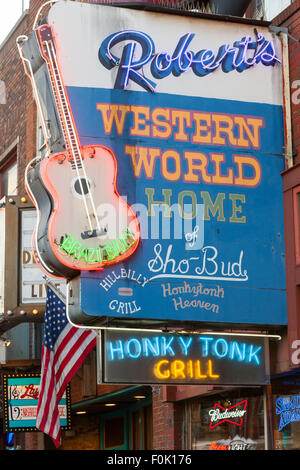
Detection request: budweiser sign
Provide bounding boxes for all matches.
[209,400,248,429]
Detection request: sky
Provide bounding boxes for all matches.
[0,0,30,45]
[0,0,293,45]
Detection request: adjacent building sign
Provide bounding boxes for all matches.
[2,374,71,432]
[275,395,300,431]
[45,2,287,327]
[99,330,269,385]
[1,196,66,318]
[21,209,66,304]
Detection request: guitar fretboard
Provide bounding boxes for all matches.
[40,33,82,170]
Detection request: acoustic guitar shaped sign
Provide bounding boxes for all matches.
[25,24,140,275]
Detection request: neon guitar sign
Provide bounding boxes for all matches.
[25,24,140,275]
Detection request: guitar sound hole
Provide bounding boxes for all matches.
[74,178,90,196]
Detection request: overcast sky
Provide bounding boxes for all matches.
[0,0,30,45]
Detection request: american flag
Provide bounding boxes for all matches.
[36,284,97,447]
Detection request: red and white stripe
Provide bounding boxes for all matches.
[37,324,96,447]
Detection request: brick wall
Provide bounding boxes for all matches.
[62,413,100,450]
[152,387,184,450]
[0,12,28,195]
[273,0,300,165]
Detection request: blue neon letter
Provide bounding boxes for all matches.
[108,340,124,360]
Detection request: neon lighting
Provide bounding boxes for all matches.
[142,337,160,357]
[109,340,125,360]
[38,26,99,235]
[213,338,228,358]
[153,359,219,380]
[154,360,170,379]
[209,400,248,429]
[210,436,257,451]
[199,337,214,356]
[107,335,262,365]
[210,441,228,451]
[178,336,193,356]
[59,227,137,265]
[99,30,281,92]
[125,338,142,359]
[34,24,140,273]
[229,341,246,362]
[276,396,300,431]
[161,336,175,356]
[247,344,262,365]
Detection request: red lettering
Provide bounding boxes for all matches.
[20,384,39,400]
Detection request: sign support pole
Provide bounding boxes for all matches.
[263,386,270,450]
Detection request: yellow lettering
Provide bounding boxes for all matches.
[192,112,212,144]
[125,145,160,179]
[235,116,264,149]
[96,103,130,135]
[152,108,171,139]
[161,149,181,181]
[171,360,186,379]
[130,105,150,137]
[212,114,237,146]
[184,152,211,183]
[233,155,261,187]
[195,360,207,378]
[211,153,234,185]
[207,359,219,379]
[171,109,191,141]
[154,360,170,379]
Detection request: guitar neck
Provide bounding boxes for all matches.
[36,25,82,169]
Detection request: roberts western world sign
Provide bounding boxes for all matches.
[44,2,286,327]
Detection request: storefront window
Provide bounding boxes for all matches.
[0,155,17,198]
[186,390,265,450]
[273,397,300,450]
[103,415,126,449]
[263,0,292,20]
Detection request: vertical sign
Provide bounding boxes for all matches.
[20,210,66,304]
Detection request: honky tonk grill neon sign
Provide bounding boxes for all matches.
[99,31,281,92]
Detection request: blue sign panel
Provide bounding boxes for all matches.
[72,90,286,326]
[48,3,287,327]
